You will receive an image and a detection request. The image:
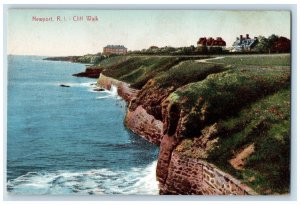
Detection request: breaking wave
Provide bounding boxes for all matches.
[96,85,120,100]
[7,161,159,195]
[57,82,96,88]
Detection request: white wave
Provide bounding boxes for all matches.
[58,82,97,88]
[88,90,99,93]
[7,161,159,195]
[109,85,118,96]
[95,85,121,100]
[96,96,112,99]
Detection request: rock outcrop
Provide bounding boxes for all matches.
[129,80,175,120]
[125,106,163,145]
[97,74,138,102]
[97,73,256,195]
[73,67,103,79]
[43,56,80,62]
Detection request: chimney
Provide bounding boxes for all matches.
[246,34,249,39]
[240,35,243,43]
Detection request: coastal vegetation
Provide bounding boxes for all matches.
[49,52,290,194]
[208,54,291,66]
[96,54,291,194]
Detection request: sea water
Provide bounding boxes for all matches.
[7,55,159,195]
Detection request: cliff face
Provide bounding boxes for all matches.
[155,117,257,195]
[129,80,176,121]
[97,73,257,195]
[98,74,162,144]
[73,67,103,78]
[97,74,138,102]
[125,106,163,145]
[95,55,290,195]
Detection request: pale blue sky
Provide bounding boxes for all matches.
[8,9,290,56]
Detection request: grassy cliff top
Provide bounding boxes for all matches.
[207,54,291,66]
[99,55,210,89]
[97,54,291,194]
[176,88,290,194]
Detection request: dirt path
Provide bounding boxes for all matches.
[195,56,224,63]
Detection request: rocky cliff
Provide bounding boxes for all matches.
[73,67,103,78]
[97,74,259,195]
[95,54,290,195]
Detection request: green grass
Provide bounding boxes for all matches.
[97,55,134,67]
[101,56,148,80]
[128,61,227,120]
[176,88,290,194]
[208,54,291,66]
[120,57,182,87]
[154,60,228,88]
[100,56,181,87]
[166,67,290,138]
[100,56,211,89]
[94,53,291,194]
[207,88,291,194]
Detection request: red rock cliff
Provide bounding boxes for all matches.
[97,74,256,195]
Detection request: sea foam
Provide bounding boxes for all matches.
[7,161,159,195]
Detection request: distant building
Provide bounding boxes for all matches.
[231,34,258,52]
[103,45,127,55]
[197,37,226,49]
[271,37,291,53]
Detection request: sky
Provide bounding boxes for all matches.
[7,9,291,56]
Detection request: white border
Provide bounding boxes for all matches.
[1,1,299,204]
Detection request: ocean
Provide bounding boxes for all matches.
[7,55,159,195]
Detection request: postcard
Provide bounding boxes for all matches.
[6,8,291,196]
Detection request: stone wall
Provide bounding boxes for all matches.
[97,73,257,195]
[98,74,162,144]
[160,151,257,195]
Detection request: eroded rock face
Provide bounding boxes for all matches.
[97,73,257,195]
[125,105,163,145]
[97,73,121,90]
[156,135,179,187]
[117,83,139,103]
[73,67,103,78]
[97,74,138,102]
[156,99,257,195]
[129,80,175,120]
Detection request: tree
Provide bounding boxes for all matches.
[253,36,269,53]
[267,34,279,54]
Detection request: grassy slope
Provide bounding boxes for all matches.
[177,88,290,194]
[100,56,210,89]
[154,60,229,88]
[100,56,182,88]
[97,54,291,194]
[171,54,291,194]
[129,61,228,120]
[212,88,290,194]
[167,67,290,138]
[207,54,291,66]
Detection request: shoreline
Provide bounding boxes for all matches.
[96,73,257,195]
